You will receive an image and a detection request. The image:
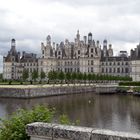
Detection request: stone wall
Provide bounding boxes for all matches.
[26,122,140,140]
[0,84,117,98]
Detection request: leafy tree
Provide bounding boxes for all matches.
[32,69,38,82]
[0,73,3,80]
[71,72,77,84]
[40,70,46,81]
[77,72,83,85]
[87,73,92,85]
[65,72,71,85]
[58,71,65,84]
[83,73,87,85]
[22,69,29,82]
[91,73,95,82]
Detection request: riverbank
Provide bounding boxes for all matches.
[0,83,117,98]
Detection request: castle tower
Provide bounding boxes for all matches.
[83,36,87,44]
[88,32,92,45]
[46,35,51,45]
[11,38,16,52]
[103,39,108,57]
[108,44,113,57]
[76,30,80,41]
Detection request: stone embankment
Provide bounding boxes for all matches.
[26,122,140,140]
[0,84,117,98]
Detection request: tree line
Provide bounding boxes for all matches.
[1,69,132,84]
[47,70,132,84]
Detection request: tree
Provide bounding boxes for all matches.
[0,105,55,140]
[87,73,92,85]
[40,70,46,82]
[32,69,38,82]
[71,72,77,84]
[22,69,29,82]
[0,73,3,81]
[77,72,83,85]
[65,72,71,85]
[91,73,95,82]
[58,71,65,84]
[83,73,87,85]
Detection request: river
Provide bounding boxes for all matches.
[0,93,140,133]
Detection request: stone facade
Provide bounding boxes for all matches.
[130,44,140,81]
[3,39,38,80]
[39,31,102,75]
[3,31,138,81]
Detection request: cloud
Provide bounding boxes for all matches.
[0,0,140,72]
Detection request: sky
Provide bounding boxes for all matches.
[0,0,140,72]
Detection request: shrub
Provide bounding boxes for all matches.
[0,105,80,140]
[0,105,55,140]
[119,81,140,86]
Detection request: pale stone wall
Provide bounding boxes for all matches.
[26,122,140,140]
[130,60,140,81]
[0,85,117,98]
[3,62,12,79]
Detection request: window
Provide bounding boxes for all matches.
[91,67,93,72]
[109,68,112,73]
[118,62,120,65]
[42,50,44,54]
[91,54,93,57]
[125,68,129,73]
[78,50,80,54]
[117,68,120,73]
[114,68,115,73]
[91,60,94,65]
[58,51,61,55]
[77,68,79,72]
[91,48,93,53]
[126,62,128,65]
[102,68,104,73]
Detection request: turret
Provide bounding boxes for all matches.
[76,30,80,41]
[83,36,87,44]
[88,32,92,45]
[103,39,108,57]
[97,40,100,47]
[11,38,16,51]
[108,44,113,57]
[46,35,51,45]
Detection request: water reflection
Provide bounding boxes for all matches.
[0,93,140,133]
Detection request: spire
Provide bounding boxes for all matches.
[46,35,51,45]
[11,38,16,53]
[76,30,80,40]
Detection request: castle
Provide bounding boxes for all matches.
[3,31,140,81]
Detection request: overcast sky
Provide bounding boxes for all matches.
[0,0,140,72]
